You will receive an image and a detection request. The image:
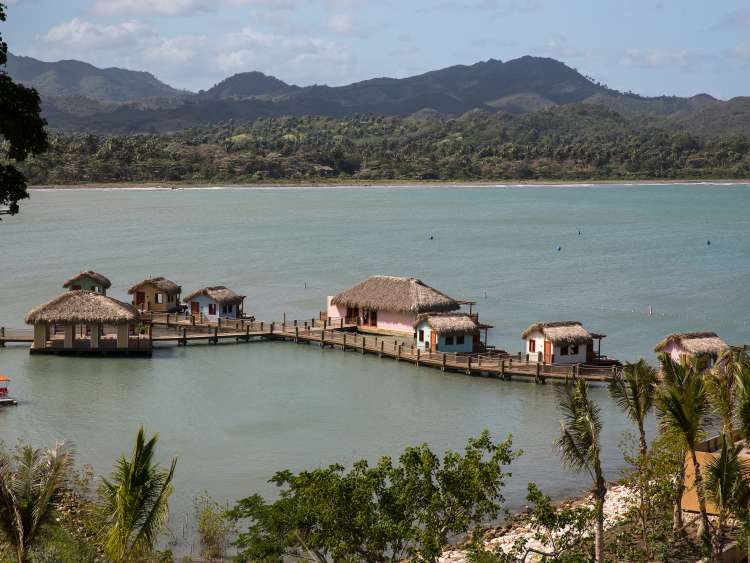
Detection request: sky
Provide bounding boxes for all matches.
[2,0,750,99]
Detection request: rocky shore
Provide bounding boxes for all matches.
[439,484,637,563]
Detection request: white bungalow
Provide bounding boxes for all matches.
[654,332,728,366]
[184,286,245,321]
[63,271,111,295]
[414,313,479,353]
[325,275,462,336]
[521,321,605,365]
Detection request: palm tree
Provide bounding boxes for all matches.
[706,355,737,443]
[98,427,177,563]
[731,350,750,443]
[656,361,712,552]
[0,442,74,563]
[705,434,749,559]
[557,378,606,562]
[609,358,657,548]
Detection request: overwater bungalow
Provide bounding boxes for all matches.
[24,290,150,356]
[654,331,728,366]
[521,321,607,365]
[325,275,463,336]
[414,313,479,353]
[63,271,111,294]
[128,277,182,313]
[184,286,245,321]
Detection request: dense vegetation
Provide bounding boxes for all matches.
[16,105,750,186]
[5,350,750,562]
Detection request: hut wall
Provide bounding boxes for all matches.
[326,296,347,320]
[415,320,431,351]
[553,343,588,365]
[63,325,74,348]
[33,324,47,349]
[376,310,416,334]
[116,325,129,349]
[69,278,106,294]
[188,295,239,321]
[90,324,100,348]
[134,285,180,313]
[415,321,475,353]
[524,331,546,362]
[660,341,687,364]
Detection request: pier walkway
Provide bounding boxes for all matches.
[1,314,620,383]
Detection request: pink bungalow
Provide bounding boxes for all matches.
[654,332,729,366]
[325,275,462,336]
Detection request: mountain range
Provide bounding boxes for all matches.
[4,52,749,137]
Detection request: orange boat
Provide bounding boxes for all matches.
[0,375,17,406]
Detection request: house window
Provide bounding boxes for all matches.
[208,303,217,315]
[456,335,465,345]
[222,305,228,314]
[445,335,454,345]
[570,344,579,355]
[529,339,536,353]
[155,293,164,304]
[418,330,425,342]
[228,304,233,312]
[560,345,569,355]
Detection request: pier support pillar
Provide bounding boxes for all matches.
[442,353,446,371]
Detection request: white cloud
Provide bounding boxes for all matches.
[91,0,294,17]
[42,18,156,50]
[328,14,354,34]
[618,49,713,71]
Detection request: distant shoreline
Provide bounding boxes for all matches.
[28,178,750,190]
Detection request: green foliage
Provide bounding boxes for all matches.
[0,3,48,215]
[0,441,74,563]
[97,426,177,563]
[194,494,235,561]
[15,107,750,187]
[229,430,518,563]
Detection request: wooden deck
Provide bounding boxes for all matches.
[1,314,621,383]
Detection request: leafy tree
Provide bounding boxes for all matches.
[229,430,518,562]
[97,427,176,563]
[704,434,750,559]
[655,356,712,554]
[0,2,48,216]
[556,379,606,562]
[0,442,74,563]
[609,358,657,548]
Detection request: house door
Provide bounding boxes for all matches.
[135,291,145,306]
[370,310,378,327]
[430,331,437,352]
[472,333,480,353]
[543,340,553,364]
[190,301,200,315]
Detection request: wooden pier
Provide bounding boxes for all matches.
[1,314,621,384]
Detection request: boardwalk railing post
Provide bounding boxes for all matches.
[182,327,187,346]
[442,353,446,371]
[416,348,420,366]
[260,321,264,332]
[466,356,472,375]
[380,340,384,357]
[321,330,326,348]
[295,326,299,343]
[213,327,218,344]
[500,359,505,378]
[270,322,275,334]
[397,344,401,361]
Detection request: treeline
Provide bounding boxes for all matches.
[18,105,750,185]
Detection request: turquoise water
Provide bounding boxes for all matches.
[0,183,748,551]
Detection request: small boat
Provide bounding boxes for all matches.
[0,375,18,407]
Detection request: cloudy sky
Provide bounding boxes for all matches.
[3,0,749,98]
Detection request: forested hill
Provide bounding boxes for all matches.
[7,53,743,136]
[18,105,750,186]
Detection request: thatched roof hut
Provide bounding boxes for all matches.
[183,286,244,305]
[415,313,478,335]
[521,321,593,345]
[63,271,111,290]
[331,276,460,314]
[25,291,137,325]
[128,277,181,295]
[654,332,728,355]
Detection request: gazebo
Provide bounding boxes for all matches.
[25,290,151,356]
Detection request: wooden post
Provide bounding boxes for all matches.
[283,311,286,324]
[213,327,218,344]
[294,319,298,327]
[343,333,347,350]
[260,321,264,332]
[416,348,420,366]
[340,318,344,329]
[397,344,401,361]
[442,353,446,371]
[535,362,541,384]
[380,340,384,357]
[182,327,187,346]
[321,330,326,348]
[270,322,275,334]
[166,313,170,327]
[218,317,222,328]
[295,326,299,343]
[0,327,4,347]
[500,359,505,377]
[466,356,472,375]
[246,324,250,342]
[361,336,366,354]
[191,315,195,326]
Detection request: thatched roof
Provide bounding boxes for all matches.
[63,271,111,289]
[415,313,478,335]
[521,321,593,345]
[331,276,460,314]
[183,286,244,305]
[128,277,181,295]
[25,291,137,325]
[654,332,728,355]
